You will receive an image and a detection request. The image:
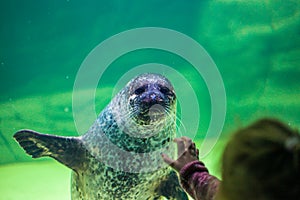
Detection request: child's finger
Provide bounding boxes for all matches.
[189,142,196,150]
[174,138,185,156]
[161,153,175,166]
[182,136,192,150]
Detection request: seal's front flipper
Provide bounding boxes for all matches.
[14,129,87,172]
[156,170,188,200]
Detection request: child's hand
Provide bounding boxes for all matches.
[162,136,199,172]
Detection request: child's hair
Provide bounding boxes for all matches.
[220,118,300,200]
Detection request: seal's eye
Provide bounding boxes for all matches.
[135,87,146,95]
[159,86,170,94]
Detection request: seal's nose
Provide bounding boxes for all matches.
[142,90,164,105]
[150,93,156,100]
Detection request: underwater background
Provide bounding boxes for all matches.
[1,0,300,199]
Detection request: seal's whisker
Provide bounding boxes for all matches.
[164,106,173,116]
[176,117,186,137]
[163,108,179,140]
[128,102,141,117]
[125,109,136,119]
[176,111,187,137]
[164,107,186,137]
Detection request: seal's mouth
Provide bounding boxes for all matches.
[138,101,167,123]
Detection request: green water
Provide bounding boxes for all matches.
[1,1,300,199]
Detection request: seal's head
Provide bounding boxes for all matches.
[109,73,177,139]
[126,73,176,125]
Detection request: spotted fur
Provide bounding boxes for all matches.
[14,73,188,200]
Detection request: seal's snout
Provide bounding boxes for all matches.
[141,90,164,106]
[127,74,176,124]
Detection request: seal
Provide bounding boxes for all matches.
[14,73,188,200]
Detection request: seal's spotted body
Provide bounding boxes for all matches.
[14,73,188,200]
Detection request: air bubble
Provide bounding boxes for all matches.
[64,107,69,112]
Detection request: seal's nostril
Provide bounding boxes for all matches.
[142,95,163,106]
[150,93,156,100]
[157,98,163,102]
